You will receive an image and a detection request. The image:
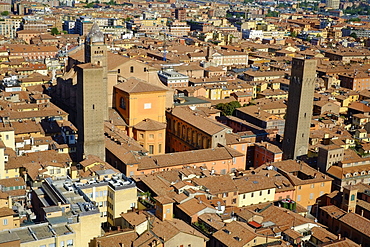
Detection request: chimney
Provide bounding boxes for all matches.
[217,201,222,211]
[338,234,341,240]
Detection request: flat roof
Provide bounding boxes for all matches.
[174,96,210,106]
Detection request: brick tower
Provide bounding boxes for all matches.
[76,23,107,161]
[282,57,317,160]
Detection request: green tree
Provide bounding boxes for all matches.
[1,11,9,16]
[51,27,60,35]
[290,31,297,37]
[347,17,361,22]
[84,2,94,8]
[266,11,279,17]
[350,32,358,39]
[216,101,241,116]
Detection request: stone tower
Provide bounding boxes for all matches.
[282,57,317,160]
[84,22,108,120]
[341,185,358,213]
[76,24,107,161]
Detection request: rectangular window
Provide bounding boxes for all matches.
[251,192,254,198]
[309,193,314,200]
[149,145,154,154]
[60,241,65,247]
[310,184,315,189]
[3,219,7,225]
[144,103,152,109]
[67,239,73,246]
[297,195,301,201]
[158,144,162,153]
[149,134,154,139]
[267,189,270,194]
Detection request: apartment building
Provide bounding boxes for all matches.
[166,106,232,152]
[253,142,283,168]
[273,160,333,210]
[0,223,76,247]
[31,178,101,247]
[339,71,370,91]
[235,105,285,135]
[76,173,137,227]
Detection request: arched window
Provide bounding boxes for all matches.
[182,125,186,139]
[177,123,181,136]
[351,194,355,201]
[120,97,126,109]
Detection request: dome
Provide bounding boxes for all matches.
[86,23,104,43]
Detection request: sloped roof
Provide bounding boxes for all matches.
[114,77,166,94]
[134,118,166,131]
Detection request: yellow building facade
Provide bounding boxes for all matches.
[114,78,167,155]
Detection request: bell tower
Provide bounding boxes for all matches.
[84,22,108,120]
[85,23,107,69]
[341,185,358,213]
[76,23,108,161]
